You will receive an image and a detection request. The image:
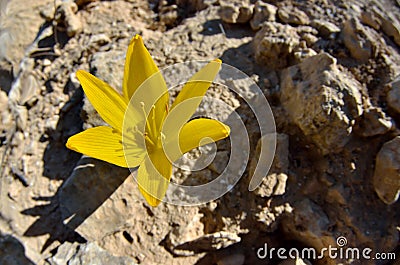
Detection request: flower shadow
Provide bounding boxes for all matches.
[22,85,131,252]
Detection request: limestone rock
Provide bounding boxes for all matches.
[89,50,125,92]
[361,5,400,46]
[250,134,289,197]
[55,2,82,37]
[49,242,137,265]
[219,1,253,24]
[387,75,400,113]
[277,6,310,25]
[311,19,340,38]
[280,53,363,154]
[341,18,374,63]
[59,158,131,241]
[165,212,205,256]
[253,22,300,69]
[250,1,277,30]
[373,136,400,204]
[174,231,240,252]
[354,107,392,137]
[282,199,335,253]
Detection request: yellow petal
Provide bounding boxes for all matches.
[179,118,230,155]
[123,35,160,100]
[76,70,128,132]
[66,126,145,168]
[170,59,221,115]
[137,149,172,207]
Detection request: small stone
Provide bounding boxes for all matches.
[311,19,340,38]
[293,47,318,63]
[373,136,400,205]
[274,173,288,195]
[253,22,300,69]
[360,11,381,30]
[302,33,319,46]
[43,58,52,66]
[89,33,111,47]
[254,173,287,197]
[354,107,392,137]
[55,2,83,37]
[220,5,238,24]
[219,2,253,24]
[250,1,277,30]
[277,6,310,25]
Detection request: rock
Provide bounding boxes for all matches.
[361,5,400,47]
[49,241,137,265]
[0,90,12,131]
[55,2,83,37]
[277,6,310,25]
[282,199,335,253]
[293,47,318,63]
[353,107,392,137]
[280,53,363,154]
[250,1,277,30]
[387,75,400,113]
[165,212,204,256]
[90,51,125,92]
[250,134,289,197]
[59,158,131,241]
[174,231,241,252]
[253,22,300,69]
[219,1,253,24]
[88,33,111,48]
[373,136,400,204]
[311,19,340,38]
[341,18,374,63]
[255,203,293,232]
[254,173,288,197]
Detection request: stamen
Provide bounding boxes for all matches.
[150,105,157,137]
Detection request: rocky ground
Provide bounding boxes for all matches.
[1,0,400,264]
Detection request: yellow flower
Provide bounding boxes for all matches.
[66,35,230,206]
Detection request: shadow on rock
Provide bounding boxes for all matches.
[22,157,131,252]
[23,81,131,252]
[0,234,35,265]
[200,19,254,39]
